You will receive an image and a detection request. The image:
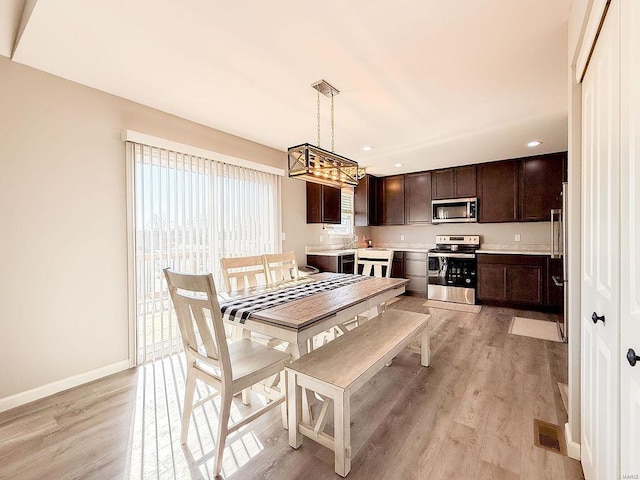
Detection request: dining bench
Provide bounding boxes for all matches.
[286,308,431,477]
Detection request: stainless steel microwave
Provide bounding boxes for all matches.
[431,197,478,224]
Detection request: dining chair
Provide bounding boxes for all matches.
[220,255,284,347]
[220,254,287,403]
[163,269,290,478]
[264,251,299,283]
[338,249,395,334]
[220,255,269,292]
[354,248,394,278]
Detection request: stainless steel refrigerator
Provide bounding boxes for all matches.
[551,182,568,341]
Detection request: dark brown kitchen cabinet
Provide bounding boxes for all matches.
[306,183,341,224]
[477,159,519,223]
[477,254,546,306]
[354,174,381,226]
[382,175,405,225]
[306,253,354,274]
[391,251,405,278]
[519,152,566,221]
[431,165,477,200]
[405,171,432,224]
[404,251,428,296]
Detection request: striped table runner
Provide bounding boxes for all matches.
[220,274,369,324]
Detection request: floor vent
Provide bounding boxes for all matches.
[533,419,567,455]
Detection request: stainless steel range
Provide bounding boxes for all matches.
[428,235,480,305]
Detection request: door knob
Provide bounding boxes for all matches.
[591,312,605,324]
[628,348,640,367]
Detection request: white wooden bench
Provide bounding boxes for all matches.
[286,309,431,477]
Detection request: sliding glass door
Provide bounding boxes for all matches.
[127,142,281,364]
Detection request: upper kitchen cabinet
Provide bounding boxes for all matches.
[431,165,477,200]
[477,159,519,223]
[405,171,432,224]
[519,152,566,221]
[381,175,405,225]
[306,182,341,224]
[354,174,381,226]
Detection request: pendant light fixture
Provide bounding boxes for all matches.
[287,79,364,188]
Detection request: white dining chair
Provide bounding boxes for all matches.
[264,251,299,283]
[220,255,287,404]
[220,255,284,348]
[164,269,290,478]
[339,249,395,333]
[355,248,394,278]
[220,255,269,292]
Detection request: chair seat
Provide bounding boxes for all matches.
[228,339,291,390]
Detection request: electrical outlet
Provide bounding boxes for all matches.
[282,232,286,241]
[320,235,323,243]
[400,235,405,241]
[515,233,521,242]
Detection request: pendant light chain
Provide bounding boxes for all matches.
[331,94,335,152]
[317,90,321,148]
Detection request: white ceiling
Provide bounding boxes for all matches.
[3,0,570,176]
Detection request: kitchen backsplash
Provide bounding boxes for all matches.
[303,221,552,254]
[370,221,551,247]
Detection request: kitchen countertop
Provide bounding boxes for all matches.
[476,244,553,256]
[476,249,553,256]
[306,243,554,256]
[306,249,356,256]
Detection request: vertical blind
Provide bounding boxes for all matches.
[128,142,282,364]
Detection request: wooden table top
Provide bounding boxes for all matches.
[228,273,408,331]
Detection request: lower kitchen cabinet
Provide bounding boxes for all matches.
[391,251,405,278]
[306,254,355,274]
[477,254,546,307]
[404,251,427,296]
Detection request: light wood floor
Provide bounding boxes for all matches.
[0,300,584,480]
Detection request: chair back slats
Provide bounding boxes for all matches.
[164,269,230,378]
[220,255,269,292]
[265,252,299,283]
[355,249,394,278]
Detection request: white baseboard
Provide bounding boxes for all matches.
[564,421,581,460]
[0,360,131,413]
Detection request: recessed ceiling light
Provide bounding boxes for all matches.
[394,163,403,168]
[526,140,543,148]
[361,146,374,152]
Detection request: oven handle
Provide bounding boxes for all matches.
[428,252,476,259]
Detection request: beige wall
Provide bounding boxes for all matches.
[0,56,308,401]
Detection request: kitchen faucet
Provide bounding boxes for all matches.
[344,235,359,249]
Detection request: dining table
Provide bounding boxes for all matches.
[218,272,409,423]
[219,272,408,358]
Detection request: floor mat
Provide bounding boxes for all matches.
[422,300,482,313]
[509,316,563,342]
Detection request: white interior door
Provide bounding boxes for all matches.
[580,1,620,479]
[620,0,640,476]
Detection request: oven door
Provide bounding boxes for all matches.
[427,252,477,304]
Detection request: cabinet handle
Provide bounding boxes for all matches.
[627,348,640,367]
[591,312,605,324]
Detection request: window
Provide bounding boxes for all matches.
[329,188,355,236]
[126,135,282,364]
